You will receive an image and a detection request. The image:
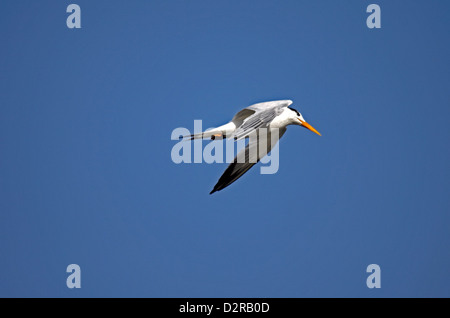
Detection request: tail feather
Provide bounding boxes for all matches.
[181,131,222,140]
[181,122,236,140]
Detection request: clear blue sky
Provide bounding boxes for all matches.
[1,1,449,297]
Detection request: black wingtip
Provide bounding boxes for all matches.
[209,189,216,195]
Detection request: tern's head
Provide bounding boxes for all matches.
[288,107,321,136]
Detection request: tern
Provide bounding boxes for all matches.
[185,100,321,194]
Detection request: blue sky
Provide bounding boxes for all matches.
[0,1,449,297]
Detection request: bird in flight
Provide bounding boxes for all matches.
[184,100,321,194]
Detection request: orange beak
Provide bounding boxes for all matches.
[299,119,321,136]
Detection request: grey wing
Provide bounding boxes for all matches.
[229,100,292,138]
[232,107,283,140]
[210,127,286,194]
[247,99,293,111]
[231,108,256,128]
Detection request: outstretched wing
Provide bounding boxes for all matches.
[231,108,255,128]
[246,100,293,111]
[232,100,292,140]
[210,127,286,194]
